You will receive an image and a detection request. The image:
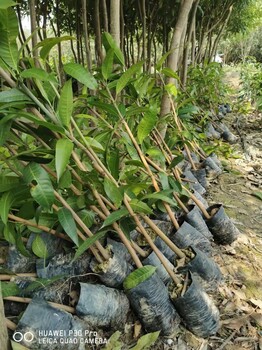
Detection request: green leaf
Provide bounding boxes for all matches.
[142,191,177,206]
[35,36,74,60]
[74,230,107,260]
[104,178,123,208]
[129,199,152,214]
[161,67,179,80]
[20,68,50,81]
[23,163,55,209]
[102,331,122,350]
[165,83,177,97]
[102,48,114,80]
[116,61,144,94]
[156,49,173,71]
[58,80,73,128]
[0,120,11,146]
[102,208,129,228]
[123,266,156,290]
[102,32,124,65]
[64,63,98,90]
[0,175,20,192]
[85,136,104,151]
[0,282,20,298]
[158,172,169,190]
[55,138,73,181]
[130,332,160,350]
[0,7,18,70]
[252,191,262,201]
[0,89,31,103]
[0,0,17,9]
[168,177,182,193]
[137,112,157,144]
[78,210,95,228]
[58,208,78,246]
[3,222,16,244]
[11,341,30,350]
[58,169,72,189]
[168,155,184,168]
[106,150,120,180]
[0,186,29,224]
[32,234,48,258]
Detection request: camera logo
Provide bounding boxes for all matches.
[13,331,34,343]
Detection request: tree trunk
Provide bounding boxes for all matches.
[29,0,38,59]
[94,0,103,65]
[16,4,30,55]
[82,0,92,70]
[181,0,200,86]
[101,0,109,32]
[55,0,63,81]
[110,0,120,47]
[120,0,125,52]
[140,0,146,71]
[160,0,194,118]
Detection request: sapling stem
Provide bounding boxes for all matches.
[5,318,16,331]
[8,214,71,242]
[3,296,75,314]
[173,193,189,214]
[123,196,181,285]
[0,273,37,281]
[54,191,110,260]
[91,190,143,268]
[91,205,147,260]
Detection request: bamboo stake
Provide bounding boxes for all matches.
[5,318,16,331]
[0,273,37,281]
[3,296,75,314]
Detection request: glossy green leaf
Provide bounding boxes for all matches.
[58,80,73,128]
[55,138,73,181]
[78,210,95,228]
[129,199,152,214]
[168,155,184,168]
[35,36,74,60]
[168,177,183,193]
[102,331,122,350]
[161,67,179,80]
[102,32,124,65]
[104,178,123,208]
[3,223,16,244]
[130,332,160,350]
[32,234,48,258]
[21,68,50,81]
[0,175,20,192]
[107,150,120,180]
[0,89,31,103]
[116,61,144,94]
[0,7,18,70]
[156,49,173,71]
[102,208,129,228]
[0,186,29,224]
[58,208,78,246]
[165,83,177,97]
[102,48,114,80]
[64,63,98,90]
[142,190,177,206]
[137,112,157,144]
[0,0,17,9]
[123,265,156,290]
[85,136,104,151]
[74,230,107,260]
[23,163,55,209]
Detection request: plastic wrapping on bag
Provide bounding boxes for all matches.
[185,205,213,240]
[183,170,206,195]
[143,251,174,284]
[90,245,133,288]
[36,252,91,279]
[126,272,180,335]
[171,221,212,256]
[6,245,36,273]
[170,273,220,338]
[204,157,223,177]
[15,298,89,349]
[206,204,240,245]
[191,168,208,189]
[205,123,221,140]
[154,236,177,261]
[188,190,209,209]
[177,247,222,287]
[76,282,129,330]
